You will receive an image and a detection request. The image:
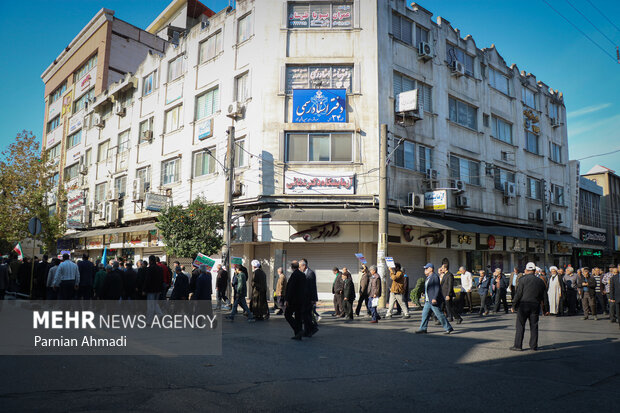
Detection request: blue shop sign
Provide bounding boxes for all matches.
[292,89,346,123]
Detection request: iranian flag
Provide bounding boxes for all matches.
[13,243,23,260]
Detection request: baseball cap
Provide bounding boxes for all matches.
[423,263,434,269]
[525,262,536,271]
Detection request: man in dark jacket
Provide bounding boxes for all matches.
[33,255,49,299]
[356,264,371,317]
[122,262,138,300]
[441,264,462,324]
[285,261,306,340]
[416,263,453,334]
[77,254,95,300]
[192,265,212,300]
[144,255,164,322]
[135,260,147,300]
[342,271,356,321]
[609,266,620,330]
[300,259,319,337]
[331,267,344,317]
[215,264,230,310]
[579,267,597,320]
[492,268,509,314]
[170,266,190,300]
[511,262,547,351]
[101,261,124,300]
[478,270,493,316]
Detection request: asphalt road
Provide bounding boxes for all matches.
[1,305,619,413]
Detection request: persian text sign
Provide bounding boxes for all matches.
[580,229,607,246]
[292,89,346,123]
[66,189,86,229]
[424,190,447,210]
[285,173,355,195]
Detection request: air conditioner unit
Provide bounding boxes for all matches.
[142,130,153,142]
[107,189,115,201]
[504,182,516,198]
[451,179,466,193]
[418,42,433,61]
[89,200,97,213]
[98,202,106,220]
[226,101,244,119]
[200,15,210,30]
[536,209,543,221]
[113,186,122,200]
[106,202,118,224]
[550,117,560,128]
[552,211,563,223]
[132,178,145,201]
[451,60,465,77]
[232,179,243,198]
[425,169,438,180]
[93,114,105,128]
[528,211,535,220]
[407,192,424,209]
[114,103,126,117]
[455,195,469,208]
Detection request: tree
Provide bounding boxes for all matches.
[0,131,66,254]
[157,198,223,258]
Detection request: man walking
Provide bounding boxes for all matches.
[299,259,318,337]
[385,263,410,319]
[284,261,306,340]
[579,267,597,320]
[492,268,509,314]
[602,266,615,321]
[609,267,620,330]
[368,265,381,323]
[53,254,80,300]
[331,267,344,317]
[342,271,356,322]
[441,264,462,324]
[274,267,287,315]
[226,265,255,322]
[143,255,164,322]
[458,266,474,313]
[250,260,269,320]
[214,264,230,310]
[77,253,95,300]
[192,264,213,301]
[416,263,453,334]
[478,270,492,316]
[511,262,547,351]
[355,264,370,317]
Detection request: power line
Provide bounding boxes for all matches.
[564,0,618,47]
[540,0,619,63]
[584,0,620,34]
[575,147,620,161]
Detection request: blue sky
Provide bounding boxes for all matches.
[0,0,618,173]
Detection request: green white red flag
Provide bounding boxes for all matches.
[13,243,23,260]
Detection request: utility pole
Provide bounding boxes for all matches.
[541,178,548,271]
[222,125,235,274]
[377,124,388,308]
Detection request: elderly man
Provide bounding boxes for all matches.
[226,265,255,322]
[511,262,547,351]
[416,263,453,334]
[386,263,410,319]
[563,267,579,315]
[458,266,474,313]
[548,266,562,315]
[492,268,509,314]
[250,260,269,320]
[609,266,620,329]
[367,265,382,323]
[274,267,287,315]
[53,254,80,300]
[192,264,212,301]
[579,267,597,320]
[602,265,615,321]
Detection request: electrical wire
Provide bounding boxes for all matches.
[584,0,620,34]
[564,0,618,47]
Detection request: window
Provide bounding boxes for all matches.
[95,182,108,204]
[168,55,184,82]
[449,97,477,130]
[234,139,247,167]
[416,25,429,44]
[64,163,79,182]
[551,184,564,206]
[50,172,59,188]
[492,116,512,144]
[47,116,60,133]
[235,72,250,102]
[49,82,67,103]
[139,118,154,143]
[237,13,253,43]
[525,131,539,154]
[393,73,432,112]
[73,54,97,82]
[392,139,416,170]
[193,150,216,177]
[84,148,92,166]
[550,142,562,163]
[522,88,537,109]
[494,168,515,190]
[418,145,432,173]
[286,65,353,93]
[73,88,94,114]
[285,132,352,162]
[136,166,152,192]
[161,158,180,185]
[165,105,183,133]
[392,13,413,44]
[287,2,352,28]
[199,31,223,63]
[446,43,474,76]
[449,155,480,185]
[143,71,156,96]
[527,177,542,200]
[47,143,61,160]
[117,130,130,154]
[489,68,510,95]
[97,141,110,163]
[579,189,601,227]
[66,130,81,149]
[549,102,559,122]
[195,88,219,121]
[114,176,127,199]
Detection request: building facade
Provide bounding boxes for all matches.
[45,0,575,297]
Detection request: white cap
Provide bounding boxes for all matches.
[251,259,261,268]
[535,267,541,272]
[550,266,558,272]
[525,262,536,271]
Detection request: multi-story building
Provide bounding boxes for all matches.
[49,0,574,296]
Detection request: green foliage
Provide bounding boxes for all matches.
[157,198,223,258]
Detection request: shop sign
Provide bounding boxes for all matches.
[419,230,444,246]
[126,232,148,248]
[523,108,540,135]
[450,232,475,250]
[86,237,103,249]
[61,89,74,116]
[76,68,96,97]
[424,190,447,210]
[579,229,607,246]
[196,118,213,140]
[292,89,346,123]
[554,242,572,254]
[109,233,123,248]
[578,249,602,257]
[145,193,169,212]
[291,222,340,241]
[285,172,355,195]
[488,235,497,250]
[66,189,86,229]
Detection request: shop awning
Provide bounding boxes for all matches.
[62,223,158,239]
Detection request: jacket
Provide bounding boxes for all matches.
[359,269,370,295]
[343,277,356,301]
[332,273,344,295]
[389,269,406,294]
[285,269,306,308]
[170,272,190,299]
[425,272,444,306]
[77,260,96,287]
[440,271,455,298]
[93,270,107,296]
[513,273,546,308]
[610,274,620,301]
[252,269,267,293]
[275,274,287,296]
[192,272,212,300]
[304,268,318,303]
[369,274,381,298]
[478,274,492,295]
[143,264,164,294]
[101,269,124,300]
[493,274,509,292]
[235,271,248,297]
[122,268,137,299]
[216,268,229,291]
[579,275,596,297]
[0,263,9,290]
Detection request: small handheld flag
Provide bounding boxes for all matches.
[13,243,23,260]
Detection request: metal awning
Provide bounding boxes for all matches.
[62,223,157,239]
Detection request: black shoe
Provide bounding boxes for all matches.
[509,346,522,351]
[456,318,462,325]
[291,332,302,340]
[445,328,454,334]
[415,329,427,334]
[530,347,538,351]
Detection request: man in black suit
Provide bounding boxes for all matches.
[511,262,547,351]
[609,266,620,330]
[299,259,318,337]
[285,261,306,340]
[416,263,454,334]
[440,264,462,324]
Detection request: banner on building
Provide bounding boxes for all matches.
[579,229,607,246]
[424,190,447,210]
[285,172,355,195]
[66,189,86,229]
[292,89,346,123]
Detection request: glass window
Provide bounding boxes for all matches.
[550,142,562,163]
[161,158,180,185]
[47,115,60,133]
[64,163,79,182]
[168,55,184,82]
[492,116,512,144]
[392,139,415,171]
[449,155,480,185]
[85,148,92,166]
[392,13,412,44]
[234,139,246,168]
[95,182,108,204]
[114,175,127,199]
[286,133,308,162]
[47,143,61,160]
[237,13,253,43]
[288,3,352,29]
[527,178,542,200]
[309,134,330,161]
[66,130,81,149]
[136,166,151,192]
[522,88,537,109]
[199,31,223,63]
[286,65,353,93]
[97,141,110,163]
[393,72,432,112]
[235,73,249,101]
[73,54,97,82]
[449,97,477,130]
[73,88,94,114]
[494,168,516,190]
[50,82,67,103]
[446,43,474,76]
[489,68,510,95]
[195,88,219,120]
[551,184,564,205]
[143,71,156,96]
[165,105,183,133]
[117,130,130,154]
[286,132,353,162]
[416,25,429,44]
[194,150,216,177]
[139,118,154,143]
[526,131,539,154]
[418,145,432,173]
[331,133,352,162]
[549,102,559,122]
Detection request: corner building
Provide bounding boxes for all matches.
[47,0,575,298]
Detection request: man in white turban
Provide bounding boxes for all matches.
[548,266,562,315]
[250,259,269,320]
